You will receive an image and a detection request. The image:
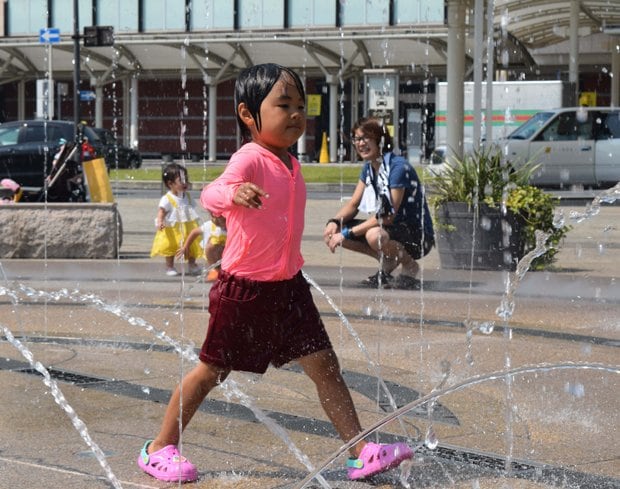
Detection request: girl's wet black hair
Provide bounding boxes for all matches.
[162,163,188,187]
[235,63,306,141]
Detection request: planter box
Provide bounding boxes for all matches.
[0,203,122,259]
[436,202,524,271]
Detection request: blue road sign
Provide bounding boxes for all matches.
[79,90,96,102]
[39,28,61,44]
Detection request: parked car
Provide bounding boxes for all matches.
[92,128,142,169]
[502,107,620,187]
[0,120,104,201]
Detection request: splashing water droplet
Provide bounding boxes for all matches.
[502,49,509,66]
[553,209,565,228]
[576,106,588,123]
[141,386,150,395]
[398,458,414,488]
[425,428,438,449]
[564,382,585,398]
[478,321,495,334]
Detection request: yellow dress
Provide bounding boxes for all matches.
[150,192,203,259]
[205,220,227,246]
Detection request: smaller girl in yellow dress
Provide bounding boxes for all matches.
[150,163,203,276]
[176,215,227,282]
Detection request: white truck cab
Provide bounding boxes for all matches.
[502,107,620,187]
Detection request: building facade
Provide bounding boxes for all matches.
[0,0,617,162]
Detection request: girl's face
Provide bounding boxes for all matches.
[244,74,306,158]
[167,174,189,195]
[352,129,380,162]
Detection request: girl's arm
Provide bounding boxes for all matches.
[200,154,247,214]
[176,226,203,258]
[155,207,167,230]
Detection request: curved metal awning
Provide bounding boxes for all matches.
[0,0,618,86]
[496,0,620,49]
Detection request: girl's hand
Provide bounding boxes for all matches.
[157,220,165,230]
[175,246,187,259]
[233,183,268,209]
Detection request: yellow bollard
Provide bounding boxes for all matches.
[319,132,330,164]
[83,157,114,202]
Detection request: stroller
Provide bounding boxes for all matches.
[0,178,23,204]
[42,142,87,202]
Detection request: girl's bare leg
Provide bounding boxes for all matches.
[165,255,175,269]
[298,349,366,457]
[148,361,230,453]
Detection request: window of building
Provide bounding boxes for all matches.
[339,0,389,26]
[8,0,47,35]
[52,0,92,34]
[97,0,139,32]
[190,1,234,30]
[394,0,444,24]
[287,0,335,28]
[143,0,186,31]
[238,0,284,29]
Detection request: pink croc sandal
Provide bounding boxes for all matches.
[137,440,198,482]
[347,442,413,480]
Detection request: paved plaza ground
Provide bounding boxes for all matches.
[0,184,618,488]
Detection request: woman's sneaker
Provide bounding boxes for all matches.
[360,270,393,288]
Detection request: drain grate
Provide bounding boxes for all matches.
[419,445,535,473]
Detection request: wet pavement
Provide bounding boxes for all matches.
[0,185,618,488]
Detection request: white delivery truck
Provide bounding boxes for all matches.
[502,107,620,187]
[434,80,570,147]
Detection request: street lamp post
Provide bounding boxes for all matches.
[72,0,81,143]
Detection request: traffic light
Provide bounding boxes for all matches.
[83,26,114,47]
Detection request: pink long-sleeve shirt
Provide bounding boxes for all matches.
[200,142,306,281]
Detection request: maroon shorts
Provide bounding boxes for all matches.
[199,270,333,374]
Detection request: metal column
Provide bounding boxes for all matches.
[569,0,580,101]
[612,45,620,107]
[446,0,466,162]
[130,76,139,149]
[328,76,338,163]
[208,82,217,161]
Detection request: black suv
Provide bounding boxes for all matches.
[0,120,103,200]
[92,127,142,169]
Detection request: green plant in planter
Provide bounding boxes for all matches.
[428,147,570,269]
[504,185,570,268]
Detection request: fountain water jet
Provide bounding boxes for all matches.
[1,282,335,487]
[295,362,620,488]
[1,2,619,486]
[1,325,123,489]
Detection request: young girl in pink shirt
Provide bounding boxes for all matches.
[138,63,413,483]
